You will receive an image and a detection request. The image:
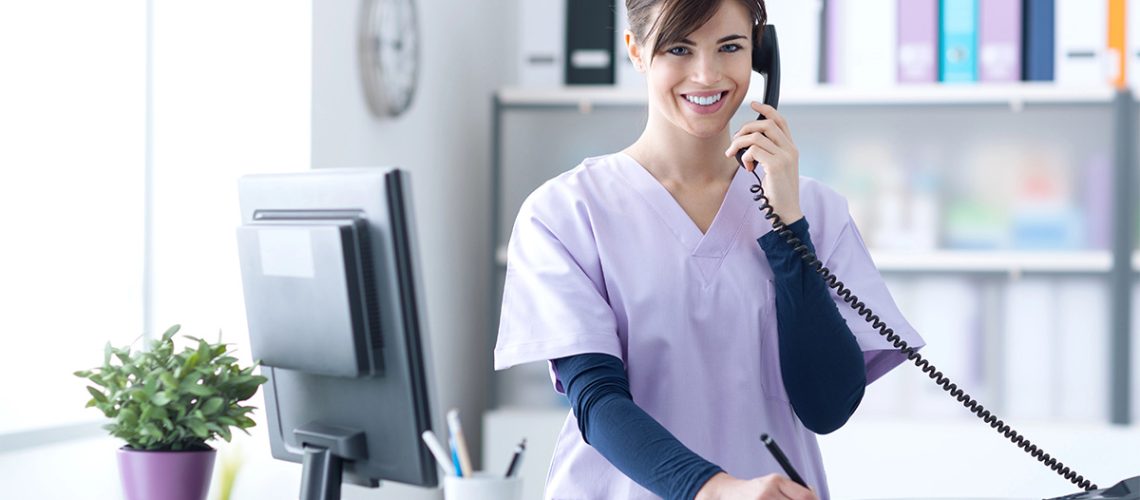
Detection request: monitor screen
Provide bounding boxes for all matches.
[236,167,438,497]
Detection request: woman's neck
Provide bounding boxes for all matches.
[624,112,739,187]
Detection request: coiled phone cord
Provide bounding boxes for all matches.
[743,167,1098,491]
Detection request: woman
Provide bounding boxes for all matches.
[495,0,924,498]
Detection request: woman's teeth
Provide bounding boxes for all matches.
[685,92,723,106]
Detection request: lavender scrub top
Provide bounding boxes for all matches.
[494,152,925,499]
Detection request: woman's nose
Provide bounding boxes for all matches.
[690,55,723,85]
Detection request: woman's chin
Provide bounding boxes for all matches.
[684,122,730,139]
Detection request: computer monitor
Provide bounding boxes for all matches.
[235,167,438,499]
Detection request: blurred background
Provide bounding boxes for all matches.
[1,0,1138,498]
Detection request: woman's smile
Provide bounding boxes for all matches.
[680,90,730,115]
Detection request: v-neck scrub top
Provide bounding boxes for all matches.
[495,152,925,499]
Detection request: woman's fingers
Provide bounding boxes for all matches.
[738,145,773,172]
[733,118,791,150]
[728,130,779,158]
[750,101,795,144]
[775,478,817,500]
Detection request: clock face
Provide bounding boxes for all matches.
[359,0,419,117]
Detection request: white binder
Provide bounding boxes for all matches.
[1054,0,1108,86]
[518,0,565,87]
[829,0,897,88]
[1056,279,1109,422]
[1003,278,1057,420]
[764,0,824,90]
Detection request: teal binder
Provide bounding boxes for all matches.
[940,0,979,82]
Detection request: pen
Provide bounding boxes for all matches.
[420,430,456,476]
[504,438,527,478]
[760,433,806,488]
[447,409,474,479]
[449,434,464,477]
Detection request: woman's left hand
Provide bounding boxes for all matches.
[725,102,803,225]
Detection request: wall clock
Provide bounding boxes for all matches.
[358,0,419,118]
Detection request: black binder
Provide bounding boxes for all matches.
[565,0,616,85]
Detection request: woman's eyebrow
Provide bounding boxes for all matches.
[678,34,748,45]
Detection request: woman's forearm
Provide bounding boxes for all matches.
[758,217,867,434]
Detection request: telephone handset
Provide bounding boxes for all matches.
[740,24,1138,499]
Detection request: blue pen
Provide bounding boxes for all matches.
[449,435,464,477]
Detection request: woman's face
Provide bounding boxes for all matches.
[635,0,753,139]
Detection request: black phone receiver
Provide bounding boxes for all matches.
[752,24,780,112]
[736,24,780,168]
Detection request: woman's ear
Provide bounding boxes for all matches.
[625,30,647,73]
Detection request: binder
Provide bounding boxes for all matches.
[518,0,565,87]
[613,5,640,89]
[1056,279,1109,422]
[765,0,824,90]
[565,0,615,85]
[1054,0,1107,86]
[1003,278,1057,420]
[978,0,1022,82]
[825,0,844,83]
[908,278,983,419]
[1022,0,1055,81]
[1107,0,1125,88]
[1130,0,1140,88]
[940,0,979,83]
[897,0,939,83]
[825,0,896,87]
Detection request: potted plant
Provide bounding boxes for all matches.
[75,325,267,500]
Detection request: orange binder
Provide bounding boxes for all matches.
[1109,0,1126,88]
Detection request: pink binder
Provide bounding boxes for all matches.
[979,0,1023,82]
[897,0,939,83]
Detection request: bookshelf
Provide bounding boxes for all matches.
[488,84,1136,423]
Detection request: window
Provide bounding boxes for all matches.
[0,0,309,437]
[0,2,146,433]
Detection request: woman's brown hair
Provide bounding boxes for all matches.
[626,0,767,64]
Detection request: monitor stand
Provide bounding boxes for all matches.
[296,423,370,500]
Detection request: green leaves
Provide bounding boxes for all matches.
[200,397,224,415]
[86,386,108,404]
[74,324,266,451]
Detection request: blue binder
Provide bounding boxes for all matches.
[940,0,979,82]
[1022,0,1055,81]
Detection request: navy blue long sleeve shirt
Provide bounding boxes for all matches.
[552,217,867,499]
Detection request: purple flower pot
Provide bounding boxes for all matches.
[117,446,216,500]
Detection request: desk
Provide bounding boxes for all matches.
[484,408,1140,500]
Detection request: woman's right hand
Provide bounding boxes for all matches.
[695,472,818,500]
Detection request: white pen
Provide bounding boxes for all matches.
[447,409,474,477]
[421,430,456,476]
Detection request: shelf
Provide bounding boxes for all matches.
[496,83,1117,109]
[871,250,1111,274]
[495,245,1115,275]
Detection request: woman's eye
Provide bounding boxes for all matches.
[667,46,690,56]
[721,43,743,53]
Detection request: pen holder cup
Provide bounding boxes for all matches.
[443,472,522,500]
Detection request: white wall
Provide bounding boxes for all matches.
[310,0,515,496]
